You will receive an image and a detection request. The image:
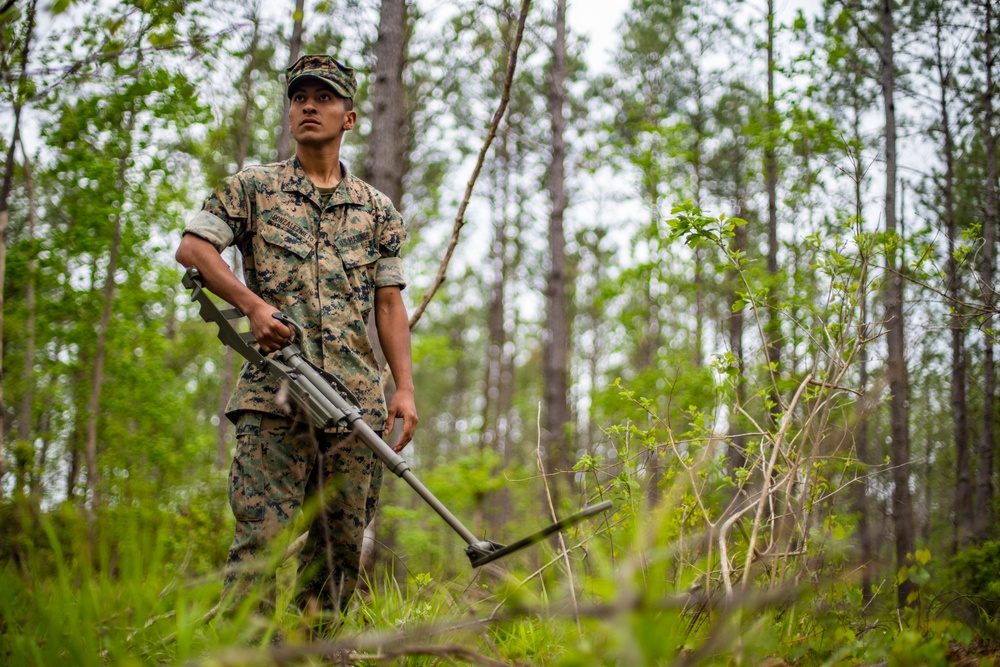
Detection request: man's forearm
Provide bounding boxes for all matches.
[176,233,262,314]
[374,286,414,391]
[176,233,291,352]
[374,285,418,449]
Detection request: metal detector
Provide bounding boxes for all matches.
[182,267,612,568]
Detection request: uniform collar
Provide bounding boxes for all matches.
[282,157,368,209]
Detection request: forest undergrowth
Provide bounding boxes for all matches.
[1,414,998,667]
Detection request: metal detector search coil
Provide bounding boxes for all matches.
[183,267,612,567]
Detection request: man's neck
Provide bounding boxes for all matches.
[296,143,344,188]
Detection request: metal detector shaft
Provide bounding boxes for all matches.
[182,266,612,567]
[274,345,482,546]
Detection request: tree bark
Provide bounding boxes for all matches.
[482,137,511,456]
[364,0,408,208]
[934,2,970,553]
[879,0,916,608]
[0,0,37,499]
[360,0,409,580]
[276,0,306,161]
[855,285,873,604]
[976,0,998,543]
[851,85,874,605]
[83,92,138,511]
[19,138,37,473]
[764,0,781,421]
[544,0,571,490]
[727,205,748,478]
[692,30,707,369]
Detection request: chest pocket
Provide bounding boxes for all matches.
[256,216,316,297]
[334,227,379,313]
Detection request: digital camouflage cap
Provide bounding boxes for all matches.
[285,54,357,100]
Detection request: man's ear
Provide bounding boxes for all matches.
[344,109,357,130]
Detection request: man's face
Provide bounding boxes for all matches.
[288,81,356,146]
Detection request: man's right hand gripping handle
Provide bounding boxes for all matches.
[176,233,292,353]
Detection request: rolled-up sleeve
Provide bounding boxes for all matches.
[376,256,405,288]
[374,193,407,289]
[184,210,233,252]
[183,175,251,251]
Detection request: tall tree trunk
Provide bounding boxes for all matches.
[856,287,873,604]
[934,3,970,553]
[18,139,37,456]
[0,0,37,498]
[482,156,511,525]
[851,90,874,605]
[692,31,707,369]
[880,0,916,608]
[764,0,781,420]
[727,204,748,478]
[66,421,81,500]
[277,0,306,161]
[364,0,407,208]
[544,0,571,491]
[83,99,138,511]
[976,0,998,542]
[482,134,511,455]
[360,0,409,579]
[498,181,524,524]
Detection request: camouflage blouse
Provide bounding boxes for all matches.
[185,157,407,430]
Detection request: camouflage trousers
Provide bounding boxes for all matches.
[224,410,382,613]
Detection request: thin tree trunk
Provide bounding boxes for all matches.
[544,0,571,491]
[880,0,916,608]
[66,420,81,500]
[499,186,523,454]
[30,427,50,500]
[364,0,407,207]
[856,292,873,604]
[0,0,37,498]
[764,0,781,421]
[692,31,707,369]
[277,0,305,161]
[83,98,138,511]
[482,138,510,454]
[19,139,36,454]
[934,3,970,553]
[923,388,934,542]
[727,208,747,477]
[360,0,409,580]
[976,0,998,542]
[852,94,874,605]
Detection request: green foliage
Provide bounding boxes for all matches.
[1,0,999,663]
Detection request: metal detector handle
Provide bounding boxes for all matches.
[182,267,267,369]
[272,311,305,347]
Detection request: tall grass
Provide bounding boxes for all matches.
[0,472,991,666]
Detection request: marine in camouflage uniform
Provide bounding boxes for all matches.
[176,55,418,614]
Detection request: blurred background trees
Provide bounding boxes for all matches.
[3,0,1000,661]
